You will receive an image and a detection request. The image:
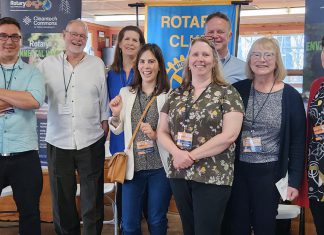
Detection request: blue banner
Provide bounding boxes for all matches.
[303,0,324,91]
[146,4,237,88]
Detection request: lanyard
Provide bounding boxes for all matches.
[182,83,211,131]
[62,56,73,102]
[0,61,17,89]
[251,81,275,130]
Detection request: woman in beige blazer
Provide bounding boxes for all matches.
[109,43,171,235]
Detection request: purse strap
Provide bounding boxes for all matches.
[126,95,157,150]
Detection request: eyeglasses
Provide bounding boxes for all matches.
[251,52,275,61]
[0,33,22,42]
[65,31,87,40]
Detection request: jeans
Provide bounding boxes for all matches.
[122,168,171,235]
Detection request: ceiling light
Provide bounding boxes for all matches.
[240,7,305,17]
[289,7,305,14]
[94,14,145,22]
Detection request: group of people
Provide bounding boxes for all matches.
[0,10,323,235]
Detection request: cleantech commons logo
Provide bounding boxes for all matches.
[22,16,58,28]
[10,0,52,11]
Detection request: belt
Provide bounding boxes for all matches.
[0,150,34,157]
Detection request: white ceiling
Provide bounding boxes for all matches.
[82,0,305,27]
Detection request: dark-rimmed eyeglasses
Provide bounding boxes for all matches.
[65,31,87,40]
[0,33,22,42]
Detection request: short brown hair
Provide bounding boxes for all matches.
[0,17,21,31]
[206,12,231,31]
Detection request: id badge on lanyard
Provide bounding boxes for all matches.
[136,140,154,156]
[313,125,324,141]
[243,136,262,153]
[177,131,193,150]
[58,103,72,115]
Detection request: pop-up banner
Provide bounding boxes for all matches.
[303,0,324,92]
[0,0,81,166]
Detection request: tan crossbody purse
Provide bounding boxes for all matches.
[106,96,157,183]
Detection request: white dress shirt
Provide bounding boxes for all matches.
[38,52,109,150]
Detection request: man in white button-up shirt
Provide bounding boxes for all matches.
[38,19,109,235]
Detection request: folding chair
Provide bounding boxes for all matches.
[276,204,305,235]
[103,182,118,235]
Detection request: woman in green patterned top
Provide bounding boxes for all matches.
[157,37,244,235]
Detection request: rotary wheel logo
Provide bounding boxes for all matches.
[166,55,185,88]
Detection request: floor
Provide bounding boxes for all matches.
[0,209,183,235]
[0,207,317,235]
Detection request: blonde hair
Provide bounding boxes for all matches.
[182,37,227,89]
[246,37,287,81]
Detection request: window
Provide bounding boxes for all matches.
[237,34,304,92]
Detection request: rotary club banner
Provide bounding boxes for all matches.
[146,2,238,88]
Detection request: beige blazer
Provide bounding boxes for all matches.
[109,87,169,180]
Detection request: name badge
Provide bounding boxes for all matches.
[313,125,324,141]
[136,140,154,156]
[58,103,72,115]
[243,137,262,153]
[177,132,193,150]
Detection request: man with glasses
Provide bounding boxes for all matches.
[38,19,108,235]
[0,17,45,235]
[205,12,246,84]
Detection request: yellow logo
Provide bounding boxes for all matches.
[166,55,185,87]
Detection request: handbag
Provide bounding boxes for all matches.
[106,95,157,183]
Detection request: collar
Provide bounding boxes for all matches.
[2,57,24,70]
[62,51,87,63]
[220,52,231,66]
